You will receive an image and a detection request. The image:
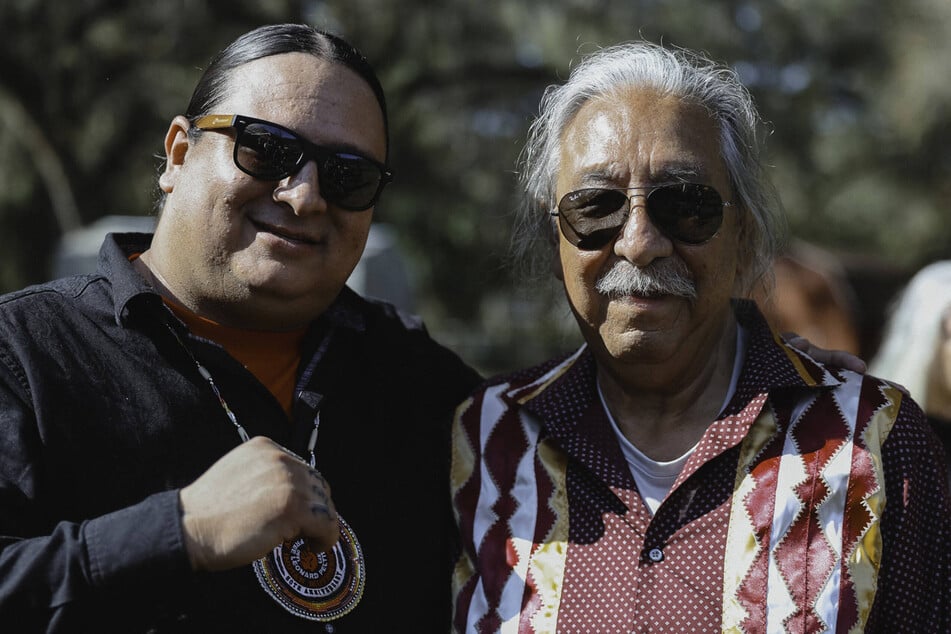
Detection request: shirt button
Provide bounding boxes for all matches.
[648,548,664,562]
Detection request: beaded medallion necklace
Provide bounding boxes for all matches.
[166,322,365,629]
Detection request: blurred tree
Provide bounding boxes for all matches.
[1,0,948,373]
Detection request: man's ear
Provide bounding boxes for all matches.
[732,209,752,297]
[158,115,193,194]
[551,249,564,282]
[549,218,564,281]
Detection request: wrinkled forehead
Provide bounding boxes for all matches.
[558,87,728,188]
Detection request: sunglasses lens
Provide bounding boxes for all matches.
[234,123,384,211]
[317,153,385,211]
[647,184,724,244]
[556,189,630,249]
[556,184,725,249]
[235,123,302,180]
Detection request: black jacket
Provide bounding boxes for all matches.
[0,233,483,632]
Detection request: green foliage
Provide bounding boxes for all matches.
[1,0,948,373]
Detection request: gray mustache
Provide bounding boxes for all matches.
[595,259,697,301]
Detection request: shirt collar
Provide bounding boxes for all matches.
[515,298,844,426]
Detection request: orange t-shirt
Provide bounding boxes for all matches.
[129,254,305,419]
[165,301,305,420]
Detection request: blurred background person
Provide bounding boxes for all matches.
[753,239,862,355]
[870,260,951,485]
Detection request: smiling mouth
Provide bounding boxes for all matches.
[250,219,318,245]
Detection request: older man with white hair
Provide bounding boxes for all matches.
[450,41,950,633]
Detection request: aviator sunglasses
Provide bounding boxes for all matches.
[193,114,393,211]
[552,183,732,250]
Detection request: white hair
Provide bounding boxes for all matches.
[868,260,951,406]
[511,40,786,296]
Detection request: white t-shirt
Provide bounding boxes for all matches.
[600,325,748,514]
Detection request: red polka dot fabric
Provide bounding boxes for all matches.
[451,300,951,633]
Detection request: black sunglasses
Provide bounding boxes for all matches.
[192,114,393,211]
[552,183,731,250]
